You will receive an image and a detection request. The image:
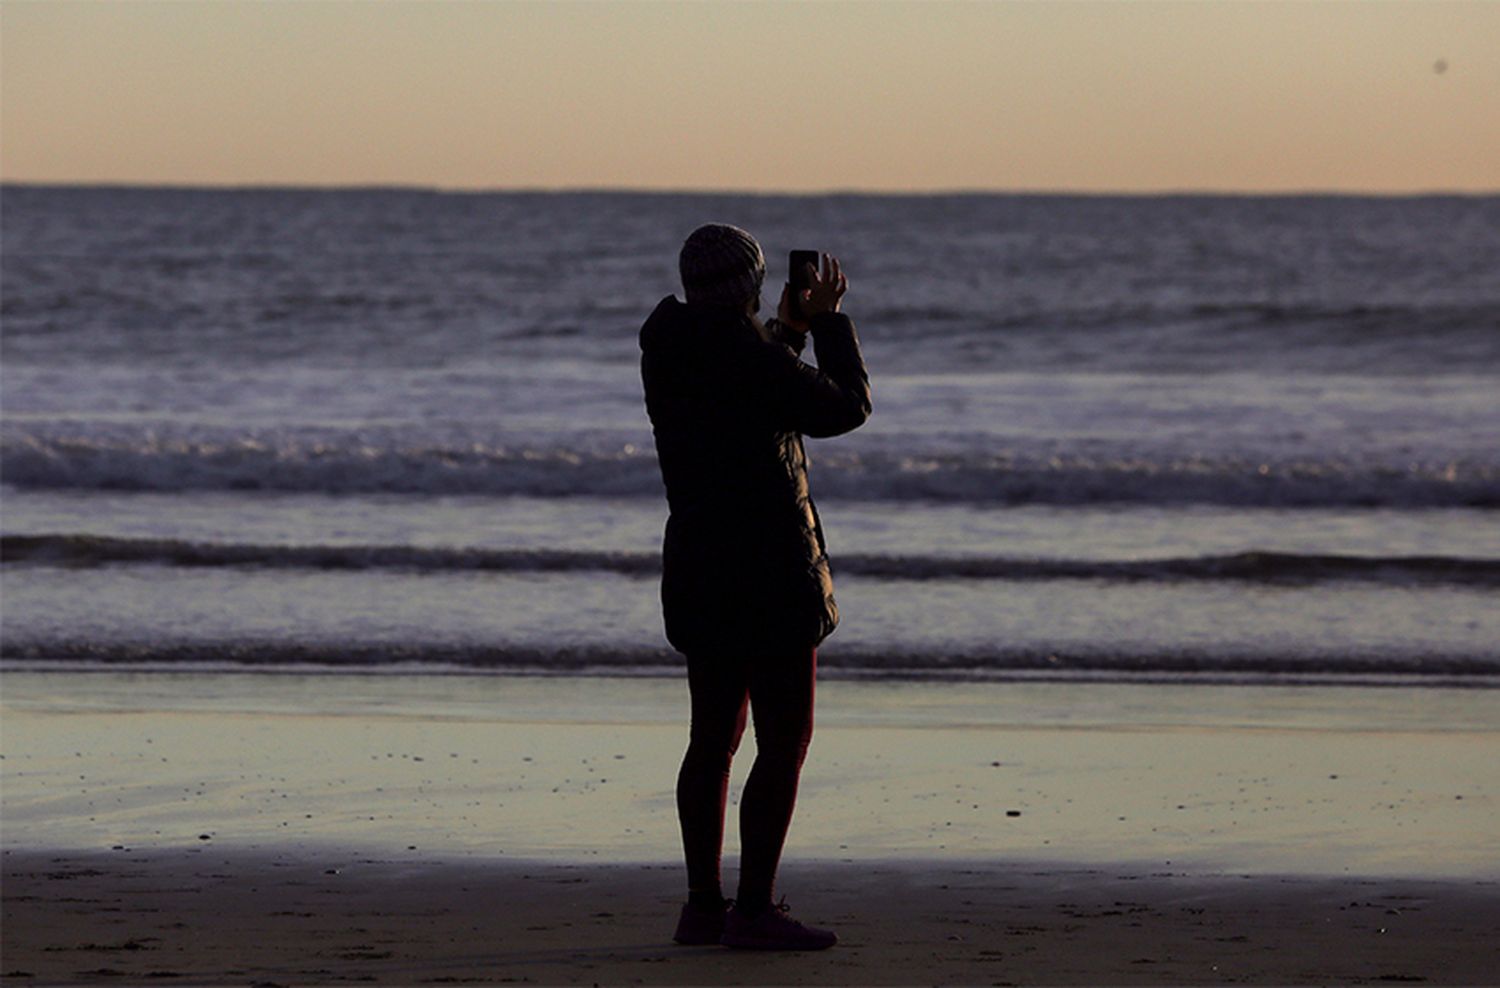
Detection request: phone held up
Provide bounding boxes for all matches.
[788,250,819,320]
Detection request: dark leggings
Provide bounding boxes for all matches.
[676,646,816,912]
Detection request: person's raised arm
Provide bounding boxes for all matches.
[758,253,870,438]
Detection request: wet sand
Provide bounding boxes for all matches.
[4,673,1497,876]
[4,847,1498,985]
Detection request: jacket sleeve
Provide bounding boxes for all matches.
[764,317,808,356]
[752,312,872,438]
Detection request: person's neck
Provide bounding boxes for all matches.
[746,311,773,342]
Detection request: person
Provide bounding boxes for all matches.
[638,224,871,951]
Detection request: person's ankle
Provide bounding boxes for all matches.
[688,889,727,911]
[734,895,772,918]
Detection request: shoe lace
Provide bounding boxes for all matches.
[767,896,817,933]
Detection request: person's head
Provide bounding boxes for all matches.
[679,223,765,316]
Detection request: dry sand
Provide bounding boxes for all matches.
[4,847,1498,985]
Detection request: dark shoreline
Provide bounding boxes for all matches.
[5,847,1499,986]
[11,845,1500,983]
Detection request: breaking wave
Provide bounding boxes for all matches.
[6,534,1499,587]
[2,637,1496,687]
[4,434,1495,507]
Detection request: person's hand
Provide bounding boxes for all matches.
[800,253,847,319]
[776,283,810,336]
[778,253,848,334]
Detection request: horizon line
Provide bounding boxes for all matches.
[3,180,1497,199]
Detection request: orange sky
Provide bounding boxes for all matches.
[2,0,1496,193]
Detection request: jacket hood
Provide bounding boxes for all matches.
[639,295,688,356]
[640,295,753,358]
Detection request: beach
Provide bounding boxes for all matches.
[4,671,1497,985]
[5,187,1499,983]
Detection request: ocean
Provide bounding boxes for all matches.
[2,186,1497,687]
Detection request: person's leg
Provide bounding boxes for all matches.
[677,653,750,908]
[734,646,817,915]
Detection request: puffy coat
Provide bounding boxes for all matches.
[639,295,872,657]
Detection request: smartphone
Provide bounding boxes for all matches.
[789,250,819,317]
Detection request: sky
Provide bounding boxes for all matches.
[2,0,1496,194]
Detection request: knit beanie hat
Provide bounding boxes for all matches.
[679,223,765,308]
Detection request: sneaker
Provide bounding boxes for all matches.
[673,899,730,945]
[720,898,837,950]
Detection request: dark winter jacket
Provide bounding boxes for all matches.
[639,295,871,657]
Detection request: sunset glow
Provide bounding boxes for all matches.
[3,0,1496,193]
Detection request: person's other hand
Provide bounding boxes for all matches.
[777,283,810,335]
[801,253,847,318]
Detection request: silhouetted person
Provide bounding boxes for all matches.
[639,224,871,950]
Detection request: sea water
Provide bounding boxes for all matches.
[3,186,1498,686]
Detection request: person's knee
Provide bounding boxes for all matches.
[745,650,816,764]
[685,722,746,769]
[754,716,813,768]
